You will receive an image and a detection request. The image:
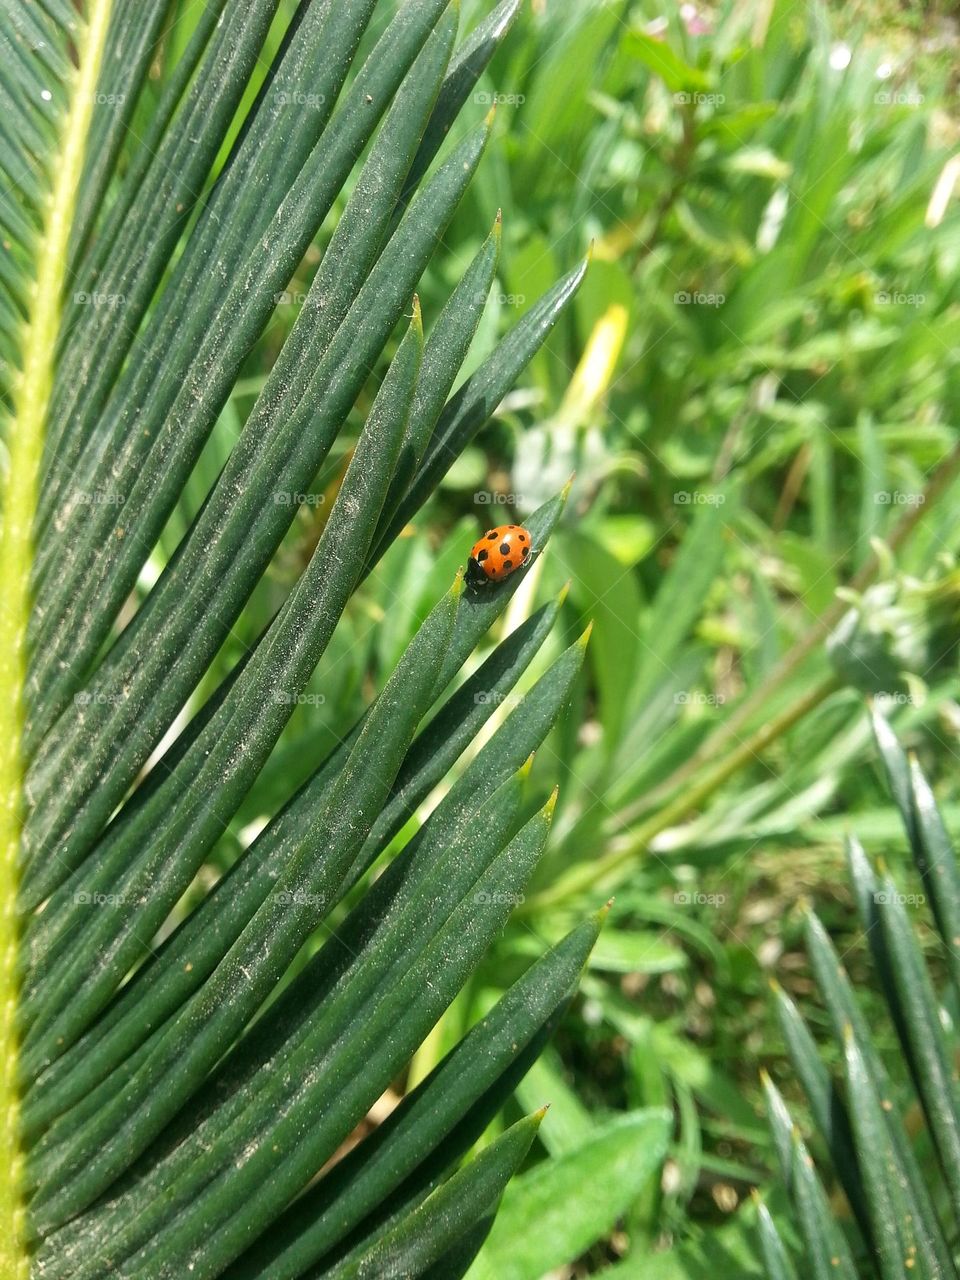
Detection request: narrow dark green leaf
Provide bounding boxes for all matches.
[58,0,228,300]
[803,909,956,1278]
[31,0,448,648]
[66,0,178,268]
[22,596,564,1137]
[46,800,554,1271]
[875,869,960,1210]
[417,1217,496,1280]
[28,576,462,1230]
[372,218,502,547]
[40,766,530,1272]
[842,1026,923,1280]
[321,1113,544,1280]
[22,490,573,1082]
[230,915,601,1280]
[907,755,960,997]
[845,836,916,1064]
[52,0,371,461]
[41,0,281,476]
[20,313,426,1045]
[25,119,494,890]
[754,1195,798,1280]
[761,1073,859,1280]
[397,0,523,211]
[27,5,459,749]
[771,981,870,1241]
[871,706,921,857]
[371,264,587,561]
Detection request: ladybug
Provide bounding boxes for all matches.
[467,524,534,585]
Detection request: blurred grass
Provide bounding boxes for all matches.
[131,0,960,1273]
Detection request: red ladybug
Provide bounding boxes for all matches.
[467,524,533,585]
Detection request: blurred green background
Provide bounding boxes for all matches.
[143,0,960,1273]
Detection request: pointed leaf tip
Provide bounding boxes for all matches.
[577,620,594,648]
[591,897,614,928]
[557,579,572,606]
[492,0,524,37]
[518,753,536,781]
[544,785,559,817]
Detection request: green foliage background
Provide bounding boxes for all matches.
[4,0,960,1274]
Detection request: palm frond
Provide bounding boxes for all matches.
[757,709,960,1279]
[0,2,594,1274]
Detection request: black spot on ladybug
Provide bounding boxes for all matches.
[499,542,510,555]
[487,530,498,540]
[503,559,513,570]
[518,532,527,541]
[522,546,530,558]
[477,549,488,562]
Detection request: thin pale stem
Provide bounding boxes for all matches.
[0,1,114,1270]
[614,441,960,831]
[526,673,842,912]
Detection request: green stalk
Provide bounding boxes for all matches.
[0,2,114,1271]
[527,672,841,911]
[618,441,960,827]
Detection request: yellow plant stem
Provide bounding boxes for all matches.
[614,440,960,832]
[525,673,842,913]
[0,1,114,1271]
